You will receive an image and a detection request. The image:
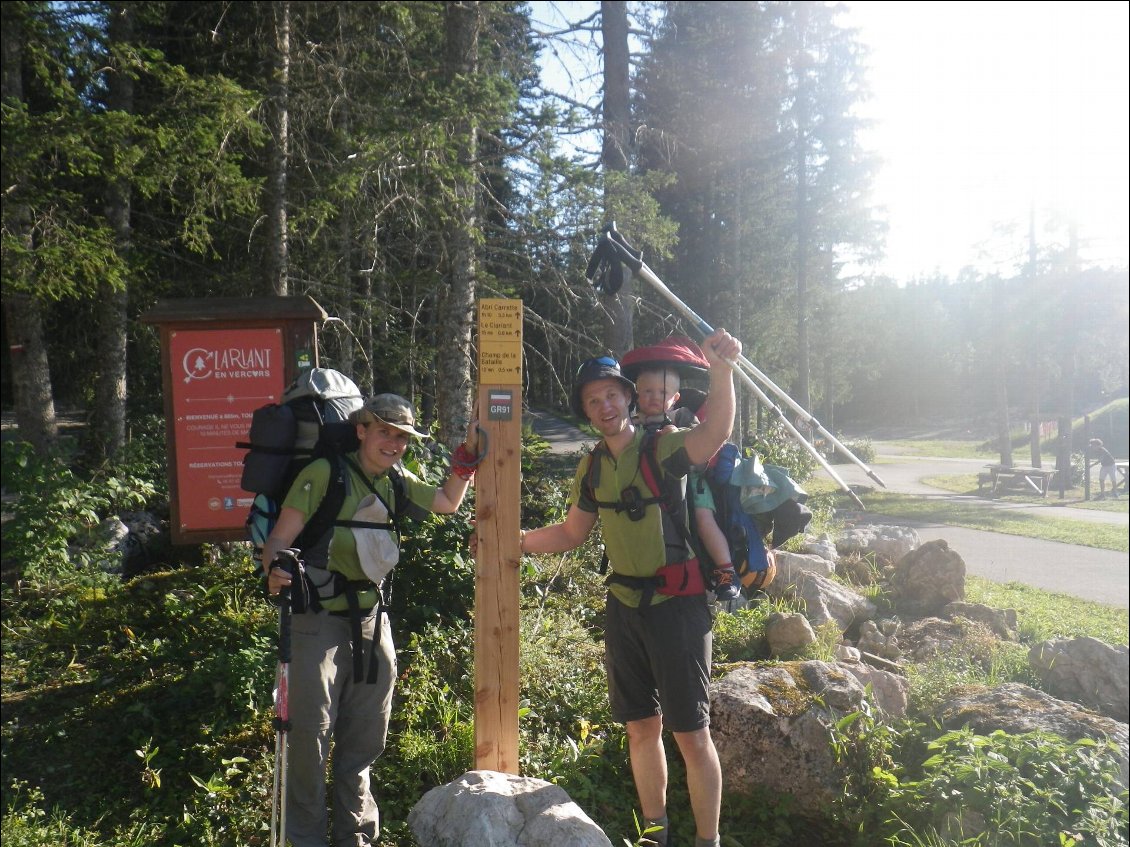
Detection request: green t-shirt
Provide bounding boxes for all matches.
[571,428,693,607]
[283,453,435,612]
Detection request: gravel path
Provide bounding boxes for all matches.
[525,413,1129,608]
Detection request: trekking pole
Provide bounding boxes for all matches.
[601,223,886,490]
[587,223,870,510]
[268,548,301,847]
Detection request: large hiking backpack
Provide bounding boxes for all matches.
[693,443,777,593]
[238,368,368,556]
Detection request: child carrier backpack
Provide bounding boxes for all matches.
[693,442,777,594]
[581,429,717,606]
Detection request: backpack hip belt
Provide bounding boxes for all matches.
[297,565,388,686]
[606,556,705,607]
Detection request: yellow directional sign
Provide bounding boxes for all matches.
[480,341,522,384]
[478,300,522,385]
[479,299,523,342]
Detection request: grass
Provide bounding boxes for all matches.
[841,489,1128,552]
[877,439,998,460]
[965,575,1129,645]
[921,472,1129,513]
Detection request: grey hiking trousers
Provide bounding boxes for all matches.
[285,608,396,847]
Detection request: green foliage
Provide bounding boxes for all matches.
[823,708,1129,847]
[749,421,818,483]
[1,440,157,581]
[375,621,477,826]
[964,577,1129,646]
[880,728,1128,847]
[2,552,278,846]
[825,696,902,835]
[903,618,1039,717]
[826,436,876,466]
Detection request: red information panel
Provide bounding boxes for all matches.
[169,328,285,534]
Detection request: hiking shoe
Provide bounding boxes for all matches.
[712,566,740,602]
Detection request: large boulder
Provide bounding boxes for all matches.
[934,683,1128,785]
[801,534,839,563]
[710,660,906,812]
[890,539,965,615]
[836,661,910,717]
[1028,637,1129,722]
[774,549,834,578]
[766,555,876,631]
[944,601,1017,640]
[408,770,611,847]
[836,524,920,565]
[765,612,817,657]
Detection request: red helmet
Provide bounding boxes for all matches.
[620,335,710,381]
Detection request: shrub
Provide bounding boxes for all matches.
[880,728,1129,846]
[826,436,876,466]
[1,441,157,582]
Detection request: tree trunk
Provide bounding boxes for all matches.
[3,297,58,452]
[90,0,134,462]
[265,0,290,295]
[991,278,1013,467]
[793,12,812,416]
[599,0,633,358]
[1,8,57,452]
[1027,210,1040,467]
[435,0,481,447]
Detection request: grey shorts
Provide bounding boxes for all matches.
[604,592,713,732]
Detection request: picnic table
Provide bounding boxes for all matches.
[978,464,1057,497]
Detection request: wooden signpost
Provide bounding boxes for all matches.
[473,298,523,773]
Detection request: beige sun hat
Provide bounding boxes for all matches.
[349,393,427,438]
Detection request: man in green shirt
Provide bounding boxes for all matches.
[519,328,741,847]
[263,393,479,847]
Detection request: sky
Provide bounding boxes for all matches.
[532,1,1130,284]
[840,1,1130,281]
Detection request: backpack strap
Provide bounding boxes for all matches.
[582,440,666,515]
[589,430,709,603]
[337,456,401,536]
[638,431,700,557]
[294,455,405,685]
[293,452,350,556]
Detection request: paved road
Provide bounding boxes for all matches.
[525,413,1129,609]
[812,446,1127,609]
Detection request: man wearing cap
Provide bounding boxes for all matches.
[262,393,480,847]
[519,328,741,847]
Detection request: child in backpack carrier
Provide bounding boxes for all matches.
[633,367,740,603]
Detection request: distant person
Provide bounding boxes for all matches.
[1088,438,1119,499]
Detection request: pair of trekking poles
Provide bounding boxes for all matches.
[585,222,886,510]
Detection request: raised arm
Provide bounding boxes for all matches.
[684,328,742,466]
